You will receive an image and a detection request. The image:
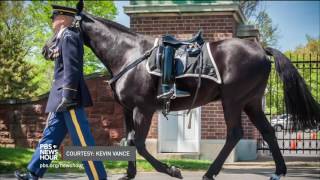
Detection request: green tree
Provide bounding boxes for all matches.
[0,1,39,99]
[27,1,117,95]
[0,1,117,98]
[253,10,279,47]
[238,0,259,19]
[285,35,320,56]
[238,1,279,47]
[28,1,117,69]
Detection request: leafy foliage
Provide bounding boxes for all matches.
[0,1,117,98]
[285,35,320,56]
[28,1,117,95]
[0,2,39,99]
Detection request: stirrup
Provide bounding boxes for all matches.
[172,84,190,99]
[157,88,174,99]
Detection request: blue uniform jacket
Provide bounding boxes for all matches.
[45,28,93,112]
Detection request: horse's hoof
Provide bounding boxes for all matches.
[269,174,281,180]
[167,166,183,179]
[202,175,214,180]
[118,175,134,180]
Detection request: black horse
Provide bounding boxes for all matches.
[43,7,320,180]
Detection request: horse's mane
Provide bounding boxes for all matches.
[91,14,137,36]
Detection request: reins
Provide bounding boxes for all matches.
[104,44,158,111]
[107,45,158,85]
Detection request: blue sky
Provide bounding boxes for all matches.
[263,1,320,51]
[114,1,320,51]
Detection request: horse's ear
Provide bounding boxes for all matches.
[76,0,84,14]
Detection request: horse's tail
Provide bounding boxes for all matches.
[264,47,320,130]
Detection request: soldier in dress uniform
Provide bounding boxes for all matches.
[15,5,107,180]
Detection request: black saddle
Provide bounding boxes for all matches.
[162,31,204,48]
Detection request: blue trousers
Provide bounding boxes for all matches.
[27,107,107,180]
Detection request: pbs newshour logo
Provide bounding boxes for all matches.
[40,144,59,160]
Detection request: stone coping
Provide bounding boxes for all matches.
[237,24,259,38]
[124,2,246,24]
[0,72,109,105]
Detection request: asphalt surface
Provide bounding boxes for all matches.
[2,164,319,180]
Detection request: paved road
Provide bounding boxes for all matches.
[2,166,319,180]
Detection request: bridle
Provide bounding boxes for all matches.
[72,15,83,30]
[73,0,84,30]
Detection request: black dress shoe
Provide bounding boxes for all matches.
[14,170,39,180]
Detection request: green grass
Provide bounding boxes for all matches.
[0,147,211,174]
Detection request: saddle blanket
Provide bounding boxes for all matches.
[146,42,222,84]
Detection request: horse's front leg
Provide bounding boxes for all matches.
[132,107,183,179]
[119,109,137,180]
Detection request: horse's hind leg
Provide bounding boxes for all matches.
[203,101,243,180]
[132,107,183,179]
[244,98,287,179]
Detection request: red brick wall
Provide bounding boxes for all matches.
[130,13,257,140]
[201,102,257,139]
[0,75,124,148]
[131,14,236,41]
[147,113,158,139]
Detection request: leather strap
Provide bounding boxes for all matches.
[187,49,203,115]
[107,39,159,111]
[108,45,158,85]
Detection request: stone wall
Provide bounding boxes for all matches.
[0,74,124,148]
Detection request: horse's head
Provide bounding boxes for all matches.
[78,12,96,46]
